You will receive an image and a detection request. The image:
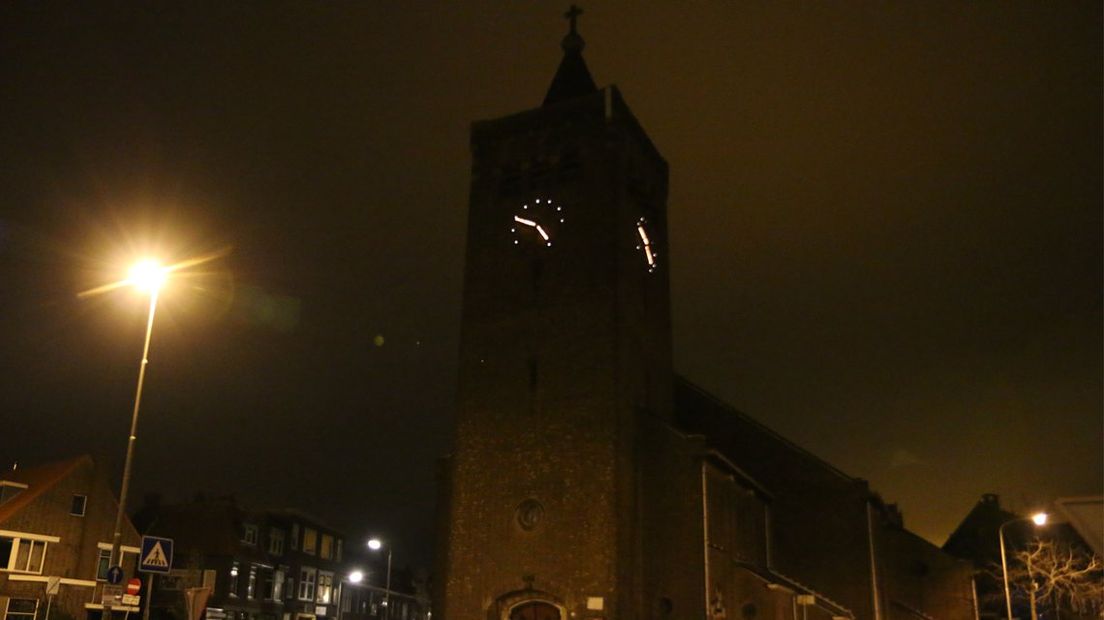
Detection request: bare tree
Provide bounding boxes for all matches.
[995,539,1104,620]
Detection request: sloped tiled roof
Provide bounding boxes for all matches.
[0,455,92,526]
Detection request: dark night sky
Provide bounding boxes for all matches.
[1,3,1100,571]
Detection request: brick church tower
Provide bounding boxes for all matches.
[436,9,980,620]
[437,7,703,620]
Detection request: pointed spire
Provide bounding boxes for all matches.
[542,4,598,107]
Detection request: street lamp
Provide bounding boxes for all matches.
[1000,512,1048,620]
[336,570,365,620]
[88,258,168,620]
[79,249,225,620]
[368,538,393,620]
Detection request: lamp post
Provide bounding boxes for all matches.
[336,570,364,620]
[104,260,168,620]
[999,512,1048,620]
[368,539,392,620]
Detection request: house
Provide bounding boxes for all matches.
[0,456,142,620]
[139,498,351,620]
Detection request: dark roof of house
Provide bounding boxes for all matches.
[0,455,92,526]
[942,493,1018,564]
[943,493,1098,567]
[144,497,246,555]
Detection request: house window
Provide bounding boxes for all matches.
[262,570,274,600]
[316,571,334,605]
[290,524,299,551]
[243,524,258,545]
[229,562,240,597]
[267,569,284,600]
[320,535,333,560]
[302,528,317,555]
[298,567,316,601]
[247,565,258,599]
[335,539,342,562]
[268,529,285,556]
[4,599,38,620]
[0,536,48,574]
[96,548,111,580]
[70,495,87,516]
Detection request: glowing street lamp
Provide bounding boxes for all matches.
[79,248,226,620]
[78,256,180,620]
[1000,512,1048,620]
[101,258,168,620]
[368,538,393,620]
[335,569,366,620]
[127,259,168,293]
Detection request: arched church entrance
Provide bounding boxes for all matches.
[509,601,562,620]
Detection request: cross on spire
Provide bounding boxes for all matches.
[564,4,583,35]
[543,4,596,106]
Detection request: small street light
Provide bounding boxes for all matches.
[336,569,366,620]
[368,538,393,620]
[1000,512,1048,620]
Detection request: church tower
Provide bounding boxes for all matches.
[439,8,701,620]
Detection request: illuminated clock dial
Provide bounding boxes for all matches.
[635,216,657,273]
[511,198,564,248]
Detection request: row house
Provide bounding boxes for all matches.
[139,499,349,620]
[0,456,142,620]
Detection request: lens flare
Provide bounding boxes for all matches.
[127,260,168,293]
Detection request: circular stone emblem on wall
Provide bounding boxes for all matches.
[515,499,544,531]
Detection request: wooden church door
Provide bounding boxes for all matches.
[509,602,561,620]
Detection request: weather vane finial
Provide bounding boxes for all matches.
[564,4,583,35]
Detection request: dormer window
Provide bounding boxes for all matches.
[242,524,258,546]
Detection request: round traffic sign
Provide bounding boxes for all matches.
[106,566,124,585]
[126,578,142,595]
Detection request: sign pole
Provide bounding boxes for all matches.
[142,576,153,620]
[43,576,61,620]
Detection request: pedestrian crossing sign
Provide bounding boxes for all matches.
[139,536,174,574]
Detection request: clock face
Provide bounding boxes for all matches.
[635,216,657,273]
[511,198,564,248]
